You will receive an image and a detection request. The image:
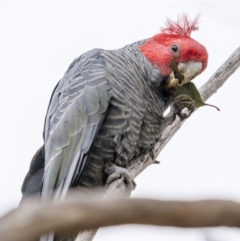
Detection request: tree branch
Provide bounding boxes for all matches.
[0,48,239,241]
[2,196,240,241]
[76,46,240,240]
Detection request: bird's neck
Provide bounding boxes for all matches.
[139,40,172,76]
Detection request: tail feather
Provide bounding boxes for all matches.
[21,146,45,195]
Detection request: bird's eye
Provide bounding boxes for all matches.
[171,45,178,53]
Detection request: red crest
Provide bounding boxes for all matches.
[161,14,200,36]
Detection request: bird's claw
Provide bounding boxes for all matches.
[173,94,195,120]
[162,71,179,93]
[104,162,136,191]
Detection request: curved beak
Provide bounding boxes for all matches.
[163,61,203,93]
[178,61,202,85]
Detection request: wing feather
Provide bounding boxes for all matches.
[41,48,111,199]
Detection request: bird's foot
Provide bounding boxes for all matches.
[162,71,179,93]
[173,94,195,120]
[104,161,136,191]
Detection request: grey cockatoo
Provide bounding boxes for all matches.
[21,14,208,240]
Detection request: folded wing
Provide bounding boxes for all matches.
[42,48,111,199]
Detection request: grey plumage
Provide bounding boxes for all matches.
[21,40,175,241]
[43,48,111,198]
[19,13,209,241]
[22,40,173,197]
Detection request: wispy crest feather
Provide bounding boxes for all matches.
[161,14,200,36]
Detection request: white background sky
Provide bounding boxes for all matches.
[0,0,240,240]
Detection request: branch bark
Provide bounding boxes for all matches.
[0,48,239,241]
[2,196,240,241]
[76,46,240,241]
[4,47,239,241]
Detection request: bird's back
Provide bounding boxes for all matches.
[21,40,173,197]
[79,42,172,187]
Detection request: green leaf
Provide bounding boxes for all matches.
[171,58,220,111]
[176,82,220,111]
